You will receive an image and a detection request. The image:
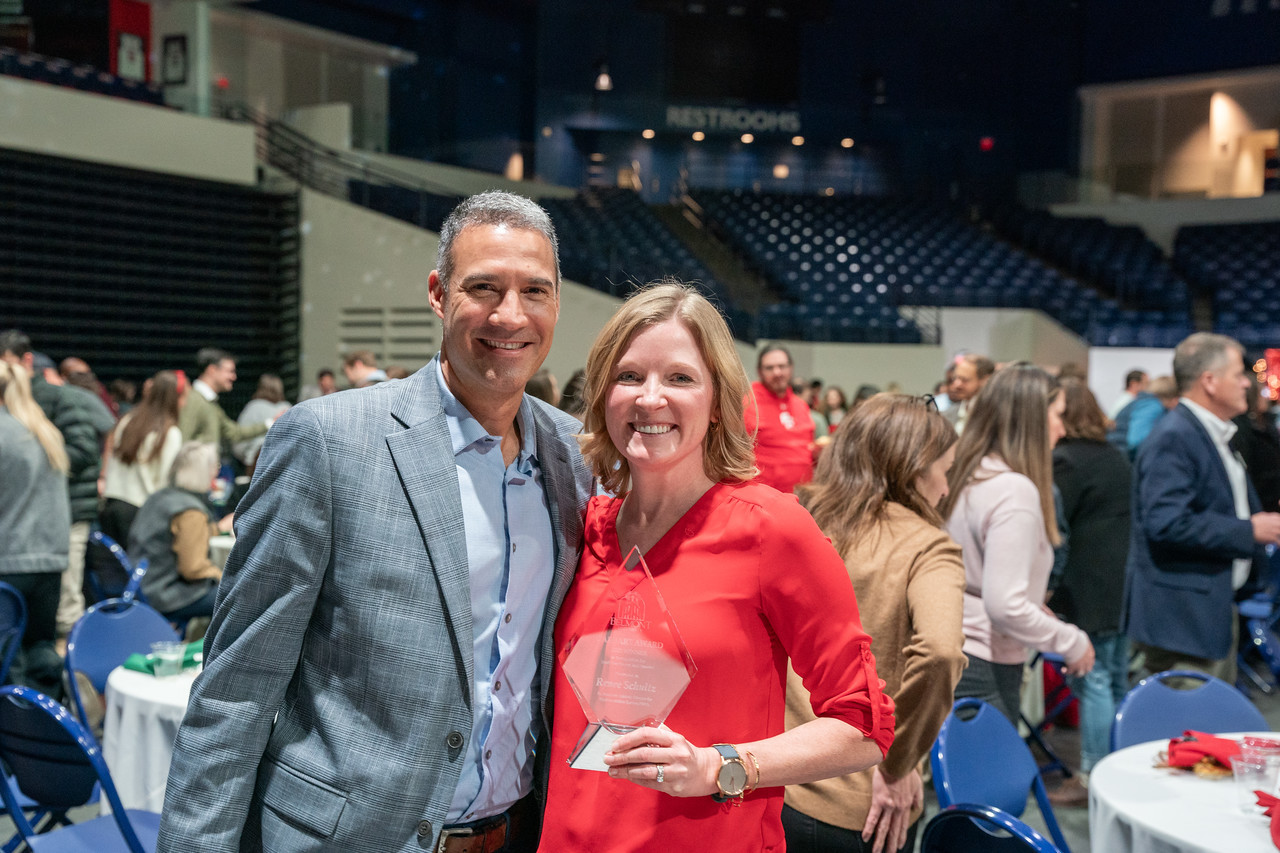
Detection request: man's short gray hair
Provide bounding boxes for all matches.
[1173,332,1243,393]
[435,191,560,294]
[170,441,220,494]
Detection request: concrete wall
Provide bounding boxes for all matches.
[938,309,1089,372]
[287,103,352,150]
[298,189,438,378]
[0,75,256,184]
[1087,347,1176,413]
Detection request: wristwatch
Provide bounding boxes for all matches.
[711,743,749,802]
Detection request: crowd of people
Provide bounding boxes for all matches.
[0,334,411,657]
[2,189,1278,852]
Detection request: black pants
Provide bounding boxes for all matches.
[98,497,139,548]
[782,803,920,853]
[953,654,1023,725]
[0,572,63,700]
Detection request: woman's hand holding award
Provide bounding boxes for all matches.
[560,546,698,771]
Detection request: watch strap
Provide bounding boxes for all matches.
[711,743,745,802]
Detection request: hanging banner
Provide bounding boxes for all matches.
[108,0,151,81]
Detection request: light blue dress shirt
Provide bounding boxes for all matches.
[435,362,556,823]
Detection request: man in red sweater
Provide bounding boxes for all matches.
[745,345,816,494]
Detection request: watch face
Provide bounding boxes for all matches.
[719,760,749,796]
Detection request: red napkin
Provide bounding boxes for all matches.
[1166,730,1243,769]
[1253,791,1280,849]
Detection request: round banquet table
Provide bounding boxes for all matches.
[209,534,235,569]
[102,665,200,814]
[1089,734,1276,853]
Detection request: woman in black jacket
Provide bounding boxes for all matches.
[1049,378,1133,806]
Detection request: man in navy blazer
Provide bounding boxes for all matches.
[1124,332,1280,683]
[156,192,593,852]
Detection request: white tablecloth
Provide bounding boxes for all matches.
[102,665,199,813]
[209,535,235,569]
[1090,734,1276,853]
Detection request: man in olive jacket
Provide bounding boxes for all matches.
[179,348,271,451]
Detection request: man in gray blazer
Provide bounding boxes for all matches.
[157,191,593,853]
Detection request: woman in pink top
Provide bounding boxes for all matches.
[939,364,1095,723]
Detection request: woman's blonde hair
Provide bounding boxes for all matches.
[579,280,756,494]
[939,363,1061,546]
[799,393,956,556]
[0,361,68,473]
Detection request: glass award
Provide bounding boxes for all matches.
[560,546,697,771]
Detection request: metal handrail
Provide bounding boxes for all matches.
[222,103,459,227]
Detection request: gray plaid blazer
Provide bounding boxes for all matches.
[155,357,591,852]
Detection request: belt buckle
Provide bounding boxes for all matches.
[436,814,507,853]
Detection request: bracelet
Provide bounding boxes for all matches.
[743,748,761,794]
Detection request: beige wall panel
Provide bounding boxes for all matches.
[0,76,255,184]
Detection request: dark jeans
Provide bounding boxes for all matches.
[0,572,63,700]
[954,653,1024,725]
[781,803,919,853]
[164,584,220,624]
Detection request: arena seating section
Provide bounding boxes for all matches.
[693,189,1194,347]
[0,47,164,106]
[1175,221,1280,350]
[540,188,753,337]
[2,146,301,412]
[992,206,1194,348]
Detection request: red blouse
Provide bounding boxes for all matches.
[537,481,895,853]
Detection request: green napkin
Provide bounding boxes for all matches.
[122,639,205,675]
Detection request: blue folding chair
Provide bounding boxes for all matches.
[0,582,25,685]
[0,582,55,851]
[931,698,1071,853]
[1237,548,1280,694]
[121,559,149,605]
[64,599,178,733]
[1111,669,1268,750]
[1022,652,1074,779]
[0,686,159,852]
[922,804,1061,853]
[86,531,133,603]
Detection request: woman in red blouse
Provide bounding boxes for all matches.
[537,282,895,853]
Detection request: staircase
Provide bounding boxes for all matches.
[652,199,776,314]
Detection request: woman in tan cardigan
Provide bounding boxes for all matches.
[787,394,968,853]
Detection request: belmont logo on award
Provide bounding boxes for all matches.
[560,546,698,771]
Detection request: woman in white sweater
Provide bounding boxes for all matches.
[100,369,186,545]
[939,363,1094,723]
